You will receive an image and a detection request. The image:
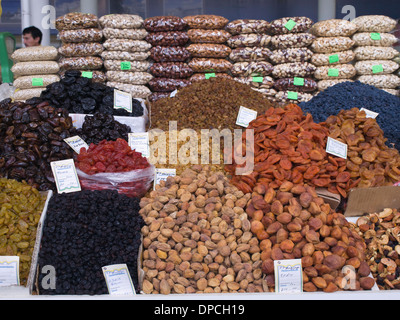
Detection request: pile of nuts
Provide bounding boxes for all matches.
[355,208,400,290]
[139,165,264,294]
[246,182,374,292]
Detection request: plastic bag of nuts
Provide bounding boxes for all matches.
[234,76,274,89]
[187,29,231,44]
[106,71,153,85]
[269,47,313,64]
[58,42,104,57]
[231,61,273,77]
[269,16,313,34]
[314,64,356,80]
[311,50,355,66]
[13,74,60,89]
[102,28,148,40]
[144,16,187,32]
[352,32,398,47]
[150,46,191,62]
[99,14,144,29]
[226,19,270,35]
[183,14,228,29]
[148,92,170,102]
[229,47,272,62]
[11,46,58,62]
[270,33,315,49]
[317,79,353,91]
[310,36,355,53]
[12,88,46,101]
[187,44,231,58]
[103,39,152,52]
[227,33,271,48]
[352,15,397,33]
[275,90,314,102]
[189,58,232,73]
[60,70,107,83]
[101,50,150,61]
[310,19,358,37]
[11,61,60,77]
[357,74,400,88]
[274,77,317,92]
[354,46,400,61]
[253,88,277,99]
[354,60,399,75]
[145,31,189,46]
[106,81,151,98]
[55,12,99,31]
[190,73,233,82]
[148,78,191,92]
[104,59,150,72]
[59,28,103,43]
[272,62,316,79]
[59,56,103,70]
[150,62,193,79]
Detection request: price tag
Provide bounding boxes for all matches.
[154,168,176,189]
[50,159,81,194]
[328,54,339,64]
[205,73,216,79]
[287,91,298,100]
[252,76,264,83]
[326,137,348,159]
[0,256,20,287]
[120,61,131,70]
[114,89,132,112]
[328,68,339,77]
[128,132,150,158]
[293,77,304,86]
[274,259,303,293]
[31,78,44,86]
[102,264,136,296]
[236,106,257,128]
[360,107,379,119]
[81,71,93,79]
[372,64,383,74]
[284,19,297,31]
[64,135,89,154]
[370,32,381,40]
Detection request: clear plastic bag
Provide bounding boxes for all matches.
[99,14,144,29]
[314,64,356,80]
[226,19,270,35]
[188,58,232,73]
[12,88,46,101]
[59,56,103,70]
[227,33,271,48]
[234,76,274,89]
[103,39,152,52]
[58,42,104,57]
[357,74,400,88]
[272,62,316,78]
[183,15,228,29]
[311,50,355,66]
[59,28,103,43]
[11,46,58,62]
[106,81,151,98]
[150,62,193,78]
[310,19,358,37]
[13,74,60,89]
[310,36,355,53]
[144,16,187,32]
[354,60,399,75]
[352,15,397,33]
[101,50,150,61]
[352,32,398,47]
[187,29,231,44]
[187,43,231,58]
[102,28,148,40]
[55,12,99,31]
[269,16,313,34]
[231,61,273,77]
[103,59,150,72]
[150,46,191,62]
[106,71,153,85]
[11,61,60,77]
[77,165,155,198]
[317,79,353,91]
[148,78,191,92]
[269,47,313,64]
[145,31,189,46]
[270,33,315,49]
[229,47,271,62]
[353,46,400,61]
[274,77,317,92]
[190,73,233,82]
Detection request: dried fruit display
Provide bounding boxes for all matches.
[0,98,76,191]
[322,108,400,189]
[0,178,47,286]
[246,183,373,292]
[225,104,351,197]
[37,189,144,295]
[354,208,400,290]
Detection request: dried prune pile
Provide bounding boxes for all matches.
[37,189,144,295]
[39,70,144,117]
[75,112,131,144]
[0,98,76,191]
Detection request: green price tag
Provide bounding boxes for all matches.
[120,61,131,70]
[205,73,216,79]
[293,77,304,86]
[328,68,339,77]
[372,64,383,74]
[328,54,339,64]
[31,78,44,86]
[252,76,264,83]
[81,71,93,79]
[284,19,297,31]
[287,91,298,100]
[370,32,381,40]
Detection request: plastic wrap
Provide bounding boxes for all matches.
[59,56,103,70]
[106,71,153,85]
[145,31,189,46]
[357,74,400,88]
[352,15,397,32]
[272,62,316,78]
[314,64,357,80]
[234,76,274,89]
[188,58,232,73]
[58,42,104,57]
[148,78,191,92]
[273,77,317,92]
[150,62,193,78]
[225,19,270,35]
[311,50,355,66]
[11,61,60,77]
[354,60,399,75]
[150,46,191,62]
[270,33,315,49]
[13,74,60,89]
[11,46,58,62]
[229,47,271,62]
[59,28,103,43]
[352,32,398,47]
[187,29,231,44]
[310,19,358,37]
[231,61,273,77]
[99,14,144,29]
[60,70,107,83]
[103,39,152,52]
[310,36,355,53]
[227,33,271,48]
[12,88,46,101]
[106,81,151,98]
[317,79,353,91]
[102,27,148,40]
[187,43,231,58]
[269,47,313,64]
[354,46,400,61]
[183,15,228,29]
[269,16,313,34]
[55,12,99,31]
[101,50,150,61]
[103,59,150,72]
[144,16,187,32]
[148,92,171,102]
[190,73,233,82]
[275,90,313,103]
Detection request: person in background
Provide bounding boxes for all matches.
[22,26,42,47]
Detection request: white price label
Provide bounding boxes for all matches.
[360,108,379,119]
[0,256,20,287]
[50,159,81,194]
[236,106,257,128]
[102,264,136,296]
[114,89,132,112]
[154,168,176,189]
[274,259,303,293]
[326,137,348,159]
[128,132,150,158]
[64,135,89,154]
